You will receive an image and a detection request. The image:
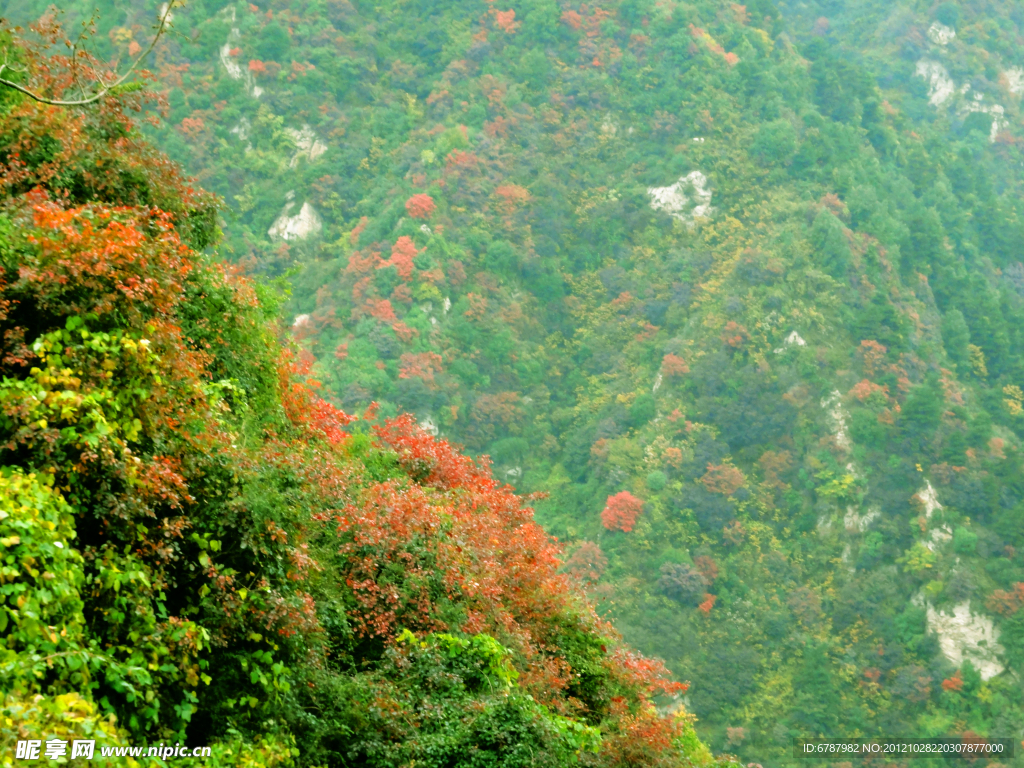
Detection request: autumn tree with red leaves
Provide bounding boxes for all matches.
[601,491,645,532]
[662,353,689,378]
[405,192,436,219]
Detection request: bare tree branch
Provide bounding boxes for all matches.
[0,1,176,107]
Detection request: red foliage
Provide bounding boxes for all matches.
[0,23,215,224]
[391,284,413,305]
[561,10,584,30]
[368,299,397,323]
[987,583,1024,615]
[942,670,964,692]
[25,203,192,318]
[694,555,719,584]
[492,9,519,33]
[345,249,379,276]
[180,117,205,137]
[494,184,530,215]
[445,150,479,173]
[382,236,420,280]
[702,463,746,496]
[463,292,489,320]
[663,446,683,468]
[850,379,888,402]
[598,701,688,764]
[392,321,418,342]
[563,541,607,583]
[601,491,644,533]
[349,216,369,245]
[608,649,687,697]
[468,392,522,443]
[398,352,444,386]
[698,593,717,615]
[405,193,436,219]
[860,339,887,377]
[248,59,267,74]
[661,353,689,378]
[722,320,748,348]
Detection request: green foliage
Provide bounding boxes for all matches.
[809,209,851,278]
[646,470,668,491]
[396,629,521,689]
[751,120,797,166]
[0,692,141,768]
[0,470,85,678]
[953,526,978,556]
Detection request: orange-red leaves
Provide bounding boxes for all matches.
[987,583,1024,615]
[601,491,643,533]
[405,193,436,219]
[494,184,530,215]
[563,541,607,583]
[661,353,689,378]
[398,352,444,386]
[941,670,964,692]
[25,203,191,319]
[698,593,717,615]
[385,236,420,281]
[849,379,888,402]
[701,463,745,496]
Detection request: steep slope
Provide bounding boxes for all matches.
[0,33,717,768]
[4,0,1024,762]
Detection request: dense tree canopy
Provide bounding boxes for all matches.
[0,25,716,766]
[3,0,1024,762]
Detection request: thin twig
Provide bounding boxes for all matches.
[0,1,175,107]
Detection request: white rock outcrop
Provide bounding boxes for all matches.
[926,601,1005,681]
[220,42,243,80]
[268,202,322,241]
[774,330,806,354]
[961,95,1007,142]
[844,506,880,533]
[230,117,251,142]
[418,416,439,437]
[1006,67,1024,95]
[647,171,714,227]
[916,60,1008,142]
[285,125,328,168]
[821,390,852,451]
[916,60,956,106]
[230,118,253,151]
[218,7,261,98]
[915,482,953,551]
[927,22,956,46]
[916,482,941,518]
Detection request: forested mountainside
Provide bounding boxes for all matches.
[3,0,1024,764]
[0,17,716,768]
